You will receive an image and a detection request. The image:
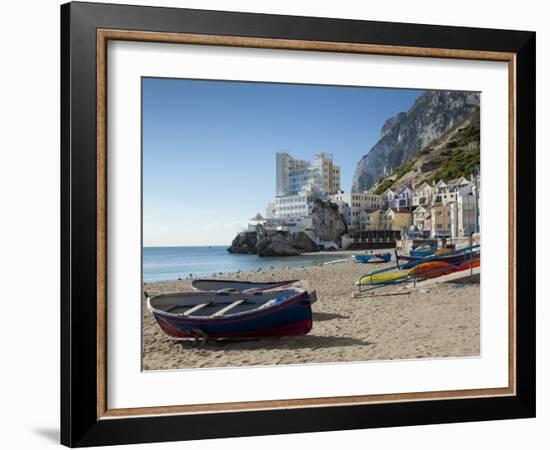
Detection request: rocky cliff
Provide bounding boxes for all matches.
[352,90,480,192]
[311,199,347,245]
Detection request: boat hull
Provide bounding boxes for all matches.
[355,253,391,264]
[149,291,313,339]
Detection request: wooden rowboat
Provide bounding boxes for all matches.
[191,279,317,303]
[147,288,314,340]
[191,279,301,293]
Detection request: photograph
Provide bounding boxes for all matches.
[56,1,537,445]
[141,78,482,371]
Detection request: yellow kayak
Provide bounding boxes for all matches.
[357,271,409,285]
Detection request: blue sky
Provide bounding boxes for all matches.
[143,78,423,246]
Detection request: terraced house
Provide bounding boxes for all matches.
[382,208,411,232]
[412,205,431,232]
[412,182,434,207]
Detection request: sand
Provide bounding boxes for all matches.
[142,259,480,371]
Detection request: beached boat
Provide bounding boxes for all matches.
[191,278,318,303]
[147,288,314,340]
[410,243,437,257]
[191,278,301,293]
[354,253,391,264]
[356,245,481,291]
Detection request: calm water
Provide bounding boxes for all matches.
[143,246,342,282]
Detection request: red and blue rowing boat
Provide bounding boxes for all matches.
[147,288,314,340]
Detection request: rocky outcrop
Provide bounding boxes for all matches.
[228,227,319,256]
[352,90,480,192]
[288,231,320,253]
[256,231,301,256]
[227,232,257,254]
[228,201,346,256]
[311,199,347,245]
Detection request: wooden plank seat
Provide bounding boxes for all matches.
[182,303,210,316]
[212,299,245,317]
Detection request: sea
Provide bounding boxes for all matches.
[143,246,342,282]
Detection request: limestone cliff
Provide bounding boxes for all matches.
[352,90,480,192]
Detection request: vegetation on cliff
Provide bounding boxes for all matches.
[352,91,480,191]
[369,109,480,193]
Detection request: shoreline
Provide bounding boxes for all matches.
[144,249,360,284]
[142,259,480,371]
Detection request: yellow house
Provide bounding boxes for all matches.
[382,208,411,231]
[359,209,383,230]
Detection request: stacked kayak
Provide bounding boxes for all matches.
[357,270,408,286]
[356,245,480,291]
[407,261,457,280]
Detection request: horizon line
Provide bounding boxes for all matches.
[144,244,231,248]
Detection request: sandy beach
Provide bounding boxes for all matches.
[142,258,479,371]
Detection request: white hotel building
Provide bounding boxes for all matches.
[269,152,341,219]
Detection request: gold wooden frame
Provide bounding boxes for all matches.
[96,29,516,420]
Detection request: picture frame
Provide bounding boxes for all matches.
[61,1,535,447]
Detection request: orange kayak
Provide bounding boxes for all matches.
[456,257,480,271]
[408,261,457,280]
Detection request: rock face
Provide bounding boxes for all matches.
[227,232,257,254]
[352,90,480,192]
[288,231,320,253]
[228,227,319,256]
[369,110,480,194]
[256,230,301,256]
[311,199,347,245]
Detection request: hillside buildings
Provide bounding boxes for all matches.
[261,150,479,244]
[328,191,382,230]
[356,175,480,238]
